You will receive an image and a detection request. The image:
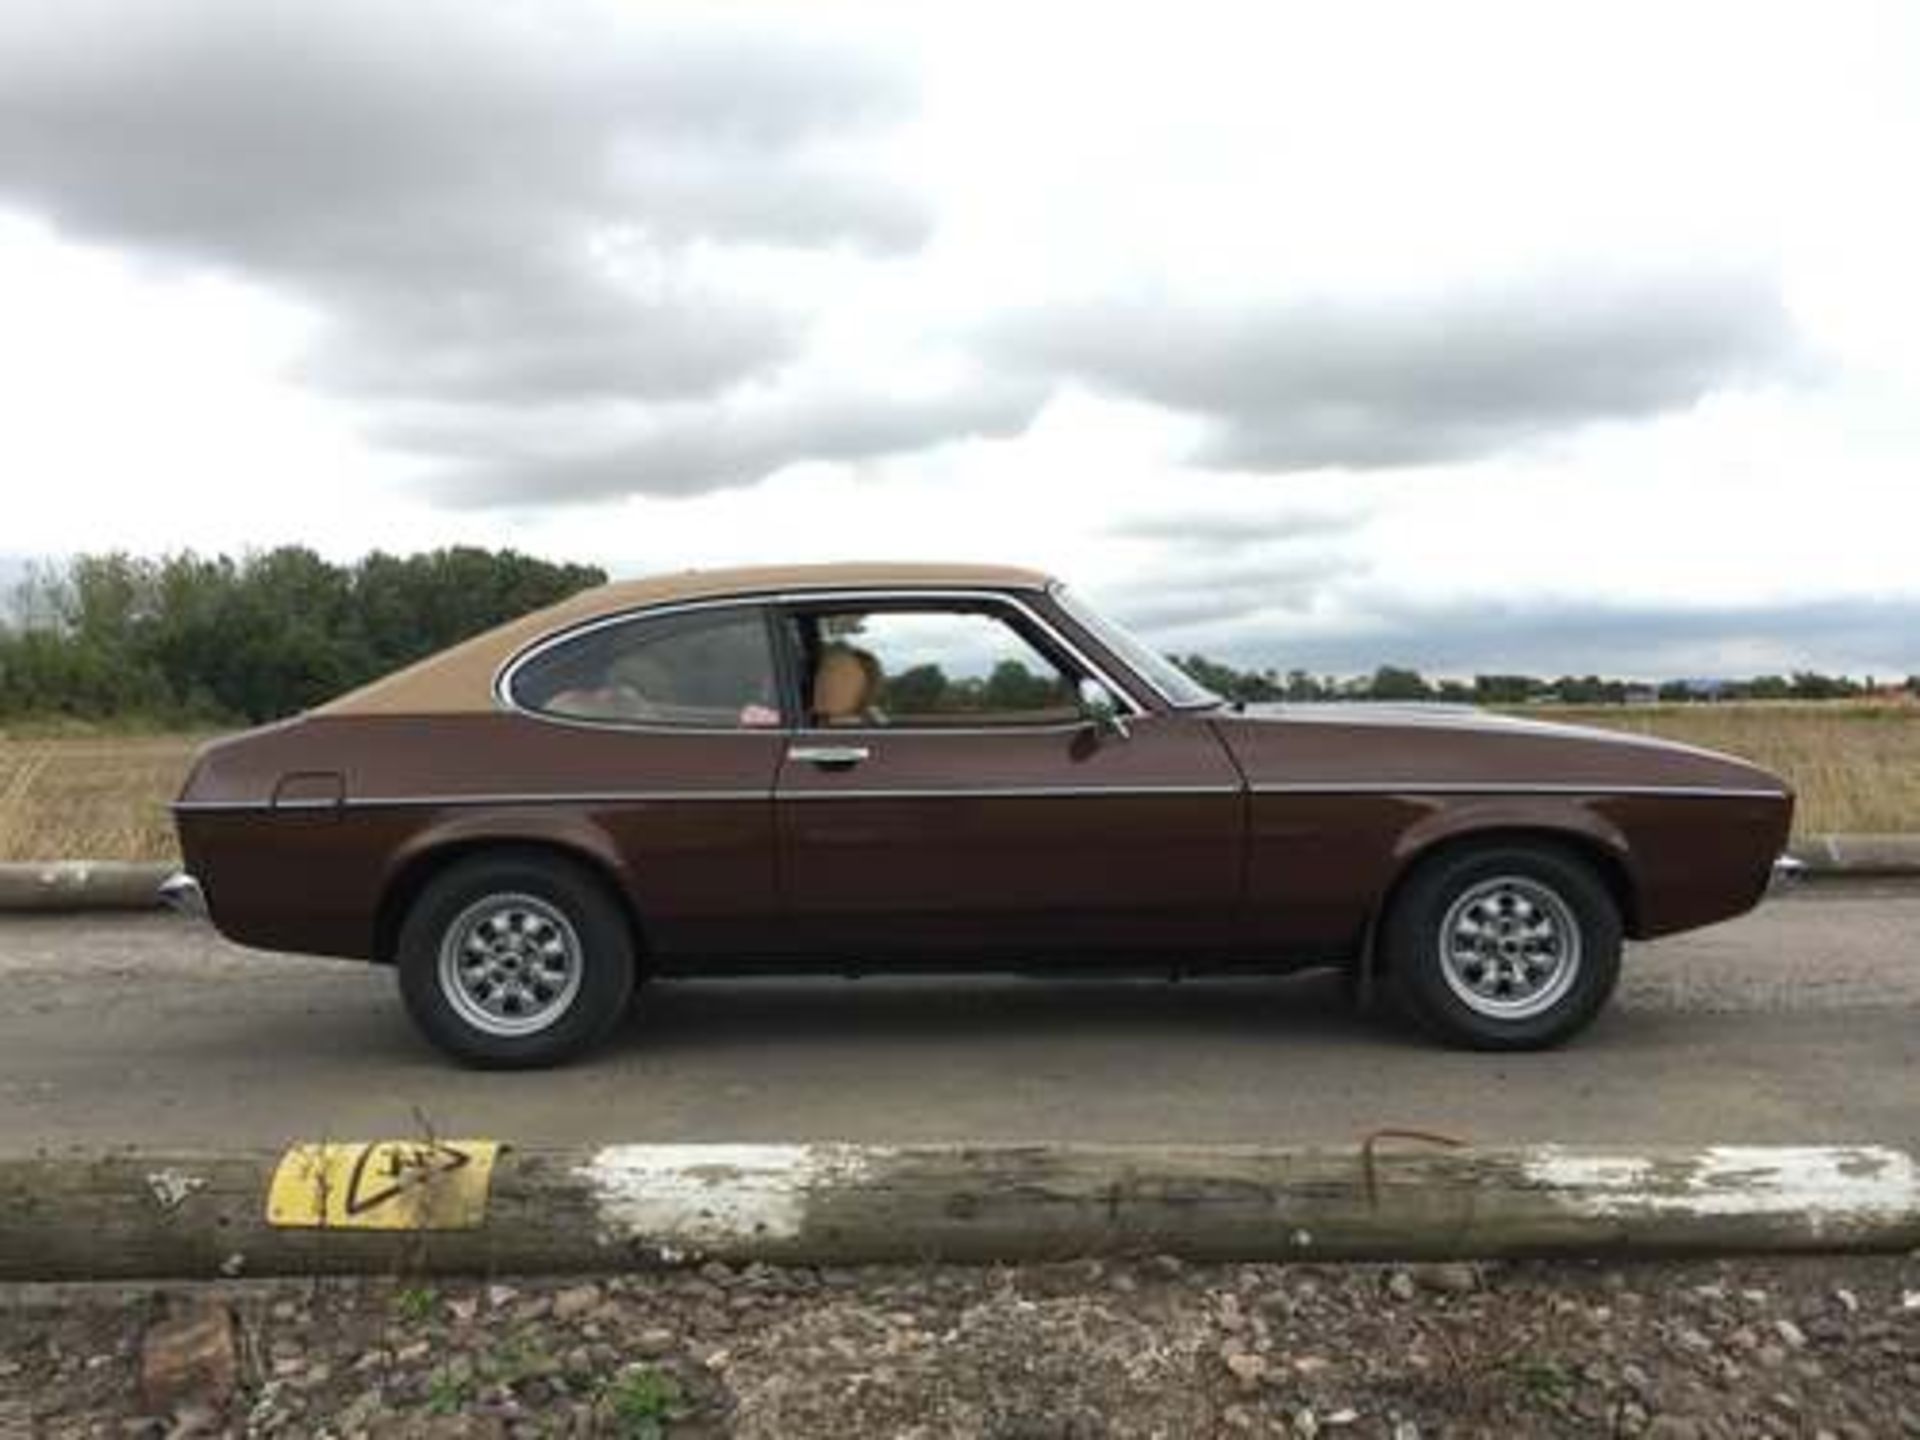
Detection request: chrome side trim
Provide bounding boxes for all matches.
[1251,782,1790,799]
[175,781,1788,814]
[491,588,1150,730]
[174,783,1239,812]
[173,791,771,812]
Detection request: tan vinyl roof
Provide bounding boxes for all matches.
[317,561,1055,716]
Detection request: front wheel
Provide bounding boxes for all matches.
[396,851,636,1068]
[1383,843,1622,1050]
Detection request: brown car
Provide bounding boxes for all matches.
[167,562,1795,1067]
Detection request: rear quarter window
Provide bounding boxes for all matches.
[508,606,783,729]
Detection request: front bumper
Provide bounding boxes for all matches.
[157,872,207,917]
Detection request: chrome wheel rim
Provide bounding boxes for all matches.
[1437,875,1582,1021]
[437,893,584,1038]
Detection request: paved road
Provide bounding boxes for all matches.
[1,885,1915,1153]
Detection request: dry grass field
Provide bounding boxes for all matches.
[0,729,202,863]
[0,703,1915,861]
[1535,702,1920,836]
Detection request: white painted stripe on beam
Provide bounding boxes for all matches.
[575,1143,890,1249]
[1522,1145,1920,1234]
[568,1142,1919,1257]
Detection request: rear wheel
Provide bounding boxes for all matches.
[396,851,635,1068]
[1383,843,1621,1050]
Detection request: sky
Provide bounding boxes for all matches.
[1,0,1916,680]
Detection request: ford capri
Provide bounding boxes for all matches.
[166,562,1795,1066]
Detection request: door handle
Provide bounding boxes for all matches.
[787,744,870,768]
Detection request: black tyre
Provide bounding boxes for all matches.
[1382,843,1621,1050]
[396,850,636,1068]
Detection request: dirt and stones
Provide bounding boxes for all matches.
[1,1253,1915,1437]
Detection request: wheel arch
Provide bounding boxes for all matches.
[1372,822,1640,961]
[373,832,647,968]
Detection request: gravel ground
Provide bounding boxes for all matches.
[2,1255,1916,1438]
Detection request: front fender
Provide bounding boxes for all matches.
[1380,796,1640,924]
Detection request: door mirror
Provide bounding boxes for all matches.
[1076,677,1131,739]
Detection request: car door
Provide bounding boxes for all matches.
[771,593,1245,962]
[501,600,789,961]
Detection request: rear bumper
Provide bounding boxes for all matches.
[157,872,207,918]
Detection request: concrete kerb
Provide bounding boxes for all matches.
[0,1142,1916,1282]
[2,837,1917,913]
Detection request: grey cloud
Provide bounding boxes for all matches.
[1127,593,1920,680]
[994,271,1806,472]
[1105,504,1367,548]
[417,379,1049,505]
[0,3,920,256]
[1088,548,1365,634]
[304,263,799,406]
[0,1,930,480]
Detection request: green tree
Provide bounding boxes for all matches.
[1282,669,1325,702]
[1474,674,1543,705]
[1173,653,1283,703]
[982,659,1062,711]
[883,663,951,714]
[1366,665,1433,701]
[0,545,604,725]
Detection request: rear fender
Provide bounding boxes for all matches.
[375,808,635,962]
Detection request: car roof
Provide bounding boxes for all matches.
[315,561,1056,716]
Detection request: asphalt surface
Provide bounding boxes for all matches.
[1,884,1915,1154]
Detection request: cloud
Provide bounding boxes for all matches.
[1128,592,1920,680]
[993,269,1807,473]
[1105,502,1367,548]
[0,0,939,489]
[1086,545,1365,634]
[413,378,1049,505]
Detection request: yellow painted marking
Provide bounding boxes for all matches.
[266,1140,499,1230]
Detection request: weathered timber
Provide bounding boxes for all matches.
[0,861,176,911]
[0,1144,1913,1282]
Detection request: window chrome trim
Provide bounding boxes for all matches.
[775,784,1240,800]
[495,597,787,735]
[492,587,1150,733]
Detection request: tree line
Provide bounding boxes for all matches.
[1174,656,1920,707]
[1,548,1912,726]
[0,547,604,724]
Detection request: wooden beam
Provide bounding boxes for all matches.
[1,1143,1913,1282]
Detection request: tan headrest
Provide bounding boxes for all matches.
[813,647,874,723]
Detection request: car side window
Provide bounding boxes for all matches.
[510,607,784,728]
[796,607,1079,728]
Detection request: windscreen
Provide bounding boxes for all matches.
[1051,586,1221,709]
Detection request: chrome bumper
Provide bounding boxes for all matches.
[157,872,207,917]
[1769,855,1807,892]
